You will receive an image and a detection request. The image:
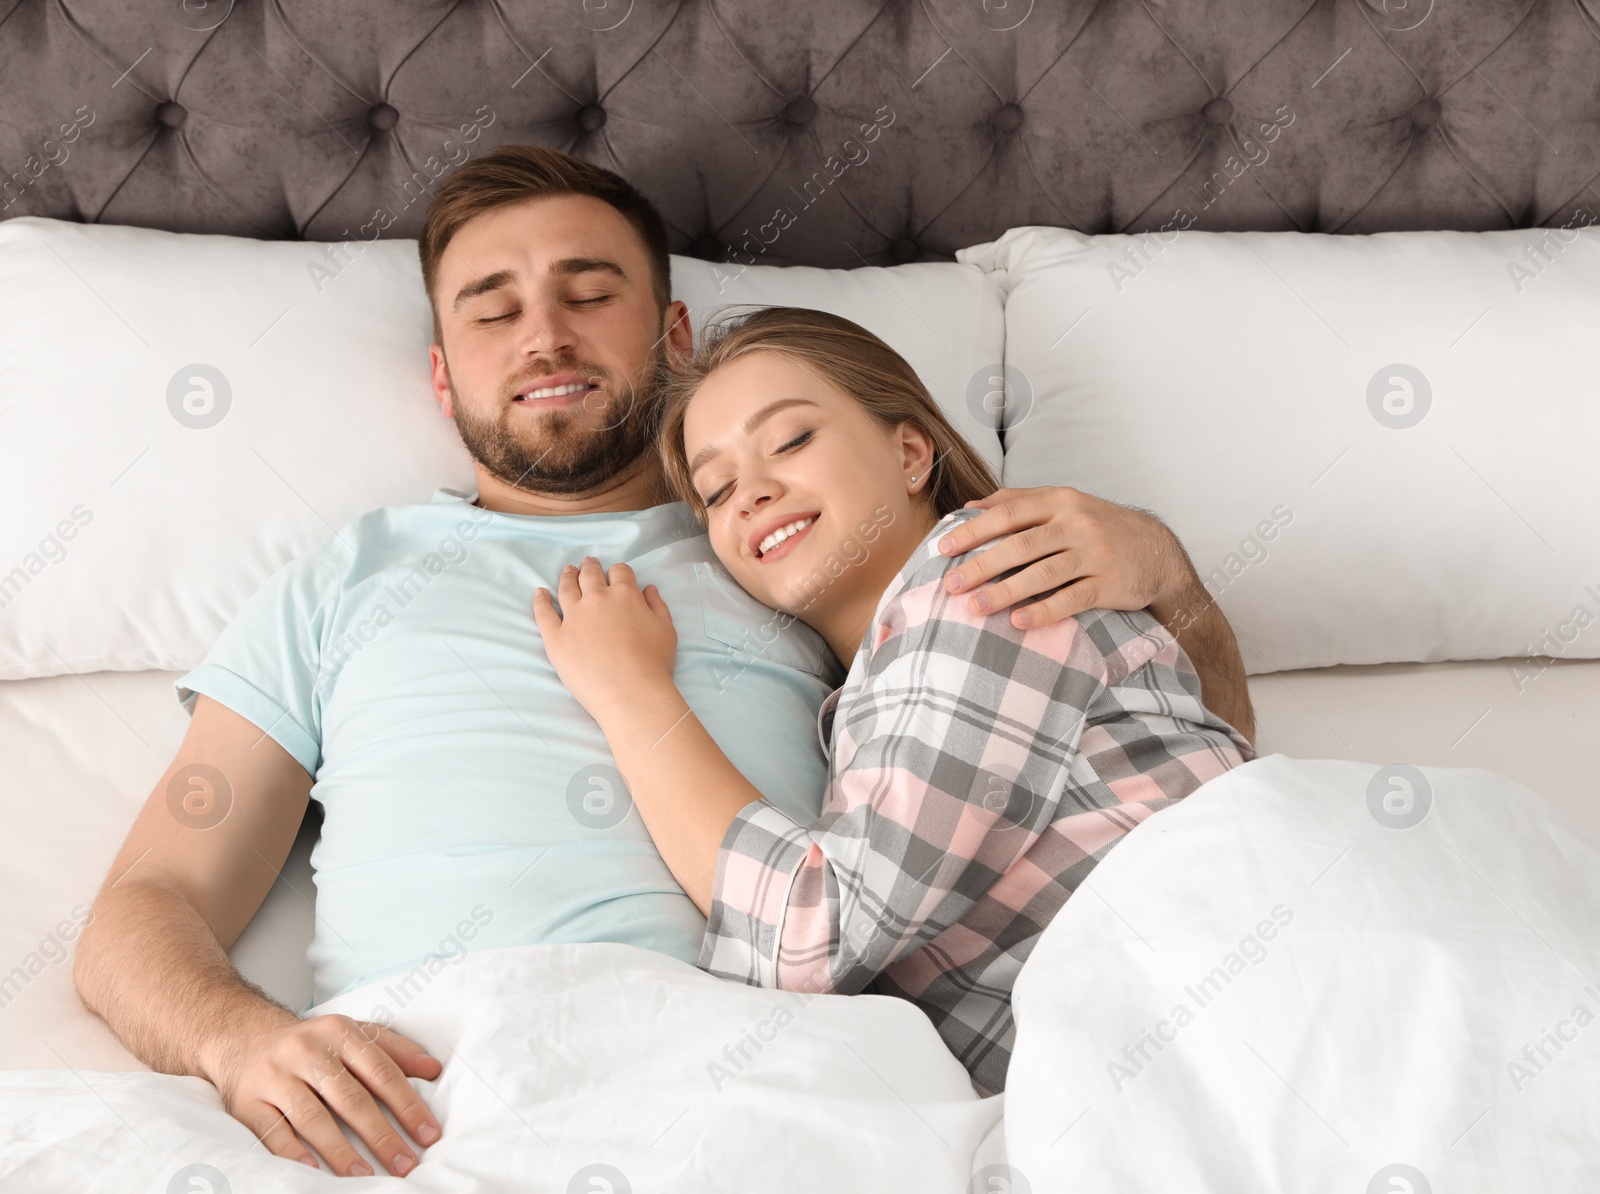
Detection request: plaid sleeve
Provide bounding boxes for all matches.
[698,522,1224,994]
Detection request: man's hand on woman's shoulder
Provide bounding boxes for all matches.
[934,485,1191,629]
[933,485,1256,743]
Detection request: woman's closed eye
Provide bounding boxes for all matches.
[698,429,816,508]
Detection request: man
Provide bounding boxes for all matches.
[74,146,1255,1179]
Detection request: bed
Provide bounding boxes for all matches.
[4,1,1599,1190]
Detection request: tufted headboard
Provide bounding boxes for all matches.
[2,0,1598,266]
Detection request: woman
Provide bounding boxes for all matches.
[533,307,1252,1095]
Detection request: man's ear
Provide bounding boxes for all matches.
[429,342,456,420]
[662,300,693,371]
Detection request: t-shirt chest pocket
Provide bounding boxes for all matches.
[691,561,834,681]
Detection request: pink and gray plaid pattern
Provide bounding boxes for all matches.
[699,510,1253,1095]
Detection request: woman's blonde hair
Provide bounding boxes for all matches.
[660,306,997,521]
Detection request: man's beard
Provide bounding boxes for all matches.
[449,344,669,497]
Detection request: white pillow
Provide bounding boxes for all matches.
[960,223,1600,674]
[0,218,1003,680]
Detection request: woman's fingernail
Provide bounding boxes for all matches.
[393,1152,416,1175]
[939,536,956,554]
[416,1122,439,1144]
[946,571,964,591]
[296,1155,319,1169]
[971,593,990,613]
[349,1161,373,1177]
[1014,610,1032,628]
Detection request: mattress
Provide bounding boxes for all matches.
[4,660,1596,1072]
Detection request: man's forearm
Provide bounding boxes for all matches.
[1150,577,1257,746]
[74,878,295,1083]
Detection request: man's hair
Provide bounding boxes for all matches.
[418,145,672,341]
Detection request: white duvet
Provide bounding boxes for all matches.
[3,755,1597,1193]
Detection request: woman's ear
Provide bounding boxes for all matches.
[896,421,938,494]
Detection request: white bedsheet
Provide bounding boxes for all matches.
[0,942,1005,1192]
[4,755,1597,1191]
[1005,755,1600,1191]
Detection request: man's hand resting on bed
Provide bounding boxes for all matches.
[938,485,1256,743]
[209,1011,442,1177]
[73,695,445,1180]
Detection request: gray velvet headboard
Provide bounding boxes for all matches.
[3,0,1597,265]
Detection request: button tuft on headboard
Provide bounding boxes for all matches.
[156,102,188,129]
[992,103,1024,133]
[691,235,723,260]
[1201,97,1233,125]
[784,97,817,127]
[890,237,920,264]
[577,104,607,133]
[367,103,398,131]
[1410,97,1442,127]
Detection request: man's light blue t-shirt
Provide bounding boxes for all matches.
[178,490,836,1006]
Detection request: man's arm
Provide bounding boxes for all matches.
[74,696,442,1178]
[1145,570,1256,746]
[932,486,1257,745]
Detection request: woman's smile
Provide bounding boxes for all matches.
[752,513,820,563]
